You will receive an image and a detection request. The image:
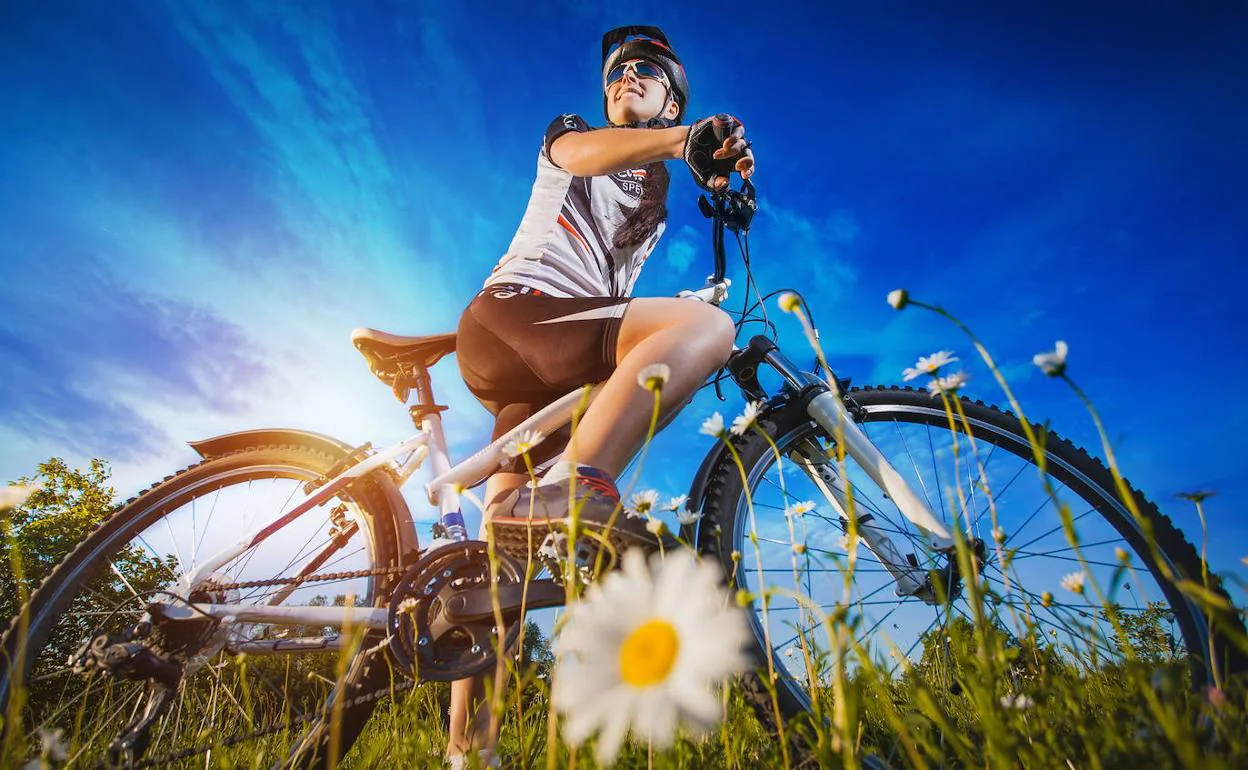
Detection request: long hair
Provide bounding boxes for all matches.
[613,160,669,251]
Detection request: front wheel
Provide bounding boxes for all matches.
[0,443,403,769]
[698,385,1244,723]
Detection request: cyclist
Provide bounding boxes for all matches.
[448,25,754,767]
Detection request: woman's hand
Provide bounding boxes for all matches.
[683,114,755,191]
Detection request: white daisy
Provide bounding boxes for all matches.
[778,292,801,313]
[1060,571,1086,594]
[729,401,765,436]
[0,483,40,512]
[552,550,750,764]
[887,289,909,310]
[396,597,419,614]
[999,693,1035,710]
[926,371,969,395]
[637,362,672,392]
[626,490,660,519]
[902,350,959,381]
[663,495,689,512]
[645,518,667,537]
[785,501,815,518]
[700,412,725,438]
[1033,341,1068,377]
[992,527,1006,544]
[675,508,703,527]
[502,429,545,459]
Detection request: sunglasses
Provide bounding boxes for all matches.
[604,60,670,91]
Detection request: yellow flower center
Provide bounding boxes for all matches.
[619,619,680,687]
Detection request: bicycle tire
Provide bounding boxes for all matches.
[696,385,1246,725]
[0,443,403,769]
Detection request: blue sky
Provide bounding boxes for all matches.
[2,1,1245,582]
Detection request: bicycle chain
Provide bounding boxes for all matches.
[129,565,416,767]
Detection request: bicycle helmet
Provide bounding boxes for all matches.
[601,25,689,125]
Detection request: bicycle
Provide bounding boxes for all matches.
[2,182,1242,768]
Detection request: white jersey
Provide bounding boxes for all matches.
[485,114,665,298]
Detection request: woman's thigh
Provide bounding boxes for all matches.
[615,297,734,361]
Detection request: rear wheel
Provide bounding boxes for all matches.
[698,386,1244,722]
[0,443,403,768]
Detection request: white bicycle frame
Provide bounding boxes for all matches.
[161,284,954,645]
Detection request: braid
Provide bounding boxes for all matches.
[612,161,670,251]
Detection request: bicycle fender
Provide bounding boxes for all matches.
[188,428,421,560]
[188,428,356,460]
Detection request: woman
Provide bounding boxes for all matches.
[448,25,754,767]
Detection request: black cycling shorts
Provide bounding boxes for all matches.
[456,284,632,471]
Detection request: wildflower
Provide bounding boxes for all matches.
[538,532,568,561]
[926,371,969,395]
[553,550,750,763]
[730,400,764,436]
[637,362,671,393]
[1178,490,1215,503]
[785,501,815,518]
[999,693,1035,710]
[778,292,801,313]
[0,483,40,512]
[730,550,742,563]
[663,494,689,512]
[1033,341,1068,377]
[1040,591,1053,608]
[675,508,703,527]
[1115,547,1130,563]
[887,289,909,310]
[396,597,420,614]
[992,526,1006,544]
[626,490,660,519]
[21,727,68,769]
[902,350,959,381]
[1060,571,1086,594]
[793,543,807,555]
[646,518,667,537]
[784,648,795,657]
[502,429,545,459]
[700,412,726,438]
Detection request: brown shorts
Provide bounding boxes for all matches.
[456,284,631,472]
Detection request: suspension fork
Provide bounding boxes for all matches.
[727,337,956,596]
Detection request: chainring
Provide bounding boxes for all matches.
[386,541,524,681]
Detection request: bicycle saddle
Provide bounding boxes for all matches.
[351,327,457,383]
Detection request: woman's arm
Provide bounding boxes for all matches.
[549,126,691,176]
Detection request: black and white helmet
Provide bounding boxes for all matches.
[601,25,690,125]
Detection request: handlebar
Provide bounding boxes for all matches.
[698,179,757,284]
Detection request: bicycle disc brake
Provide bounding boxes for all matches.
[386,541,524,681]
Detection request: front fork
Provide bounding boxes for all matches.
[727,336,967,604]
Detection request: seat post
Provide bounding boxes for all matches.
[406,365,446,428]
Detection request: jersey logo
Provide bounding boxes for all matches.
[611,168,647,197]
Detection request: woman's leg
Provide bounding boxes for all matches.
[446,472,527,760]
[562,297,735,475]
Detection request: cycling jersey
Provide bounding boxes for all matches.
[485,113,665,298]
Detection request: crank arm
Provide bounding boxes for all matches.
[440,581,566,625]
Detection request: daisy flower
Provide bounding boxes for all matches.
[663,495,689,512]
[729,401,764,436]
[778,292,801,313]
[902,350,959,381]
[999,693,1035,710]
[502,429,545,459]
[1060,571,1086,594]
[675,508,703,527]
[637,362,671,392]
[700,412,726,438]
[926,371,969,395]
[887,289,909,310]
[626,490,660,519]
[1033,341,1068,377]
[645,518,667,537]
[785,501,815,518]
[553,550,750,764]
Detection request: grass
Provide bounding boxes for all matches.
[4,291,1247,768]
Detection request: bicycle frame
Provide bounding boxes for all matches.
[165,350,951,639]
